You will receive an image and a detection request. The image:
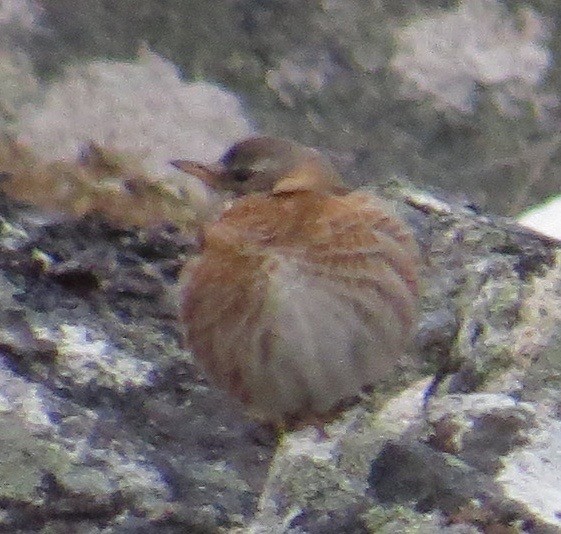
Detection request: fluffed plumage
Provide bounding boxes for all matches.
[172,137,419,428]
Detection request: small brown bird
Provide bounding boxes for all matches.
[171,137,420,429]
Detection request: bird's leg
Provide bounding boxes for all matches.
[246,419,288,447]
[313,422,330,441]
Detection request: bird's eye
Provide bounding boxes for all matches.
[231,169,251,182]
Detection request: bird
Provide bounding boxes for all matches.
[171,136,420,431]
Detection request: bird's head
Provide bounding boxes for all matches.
[170,136,347,196]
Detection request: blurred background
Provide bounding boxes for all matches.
[1,0,560,217]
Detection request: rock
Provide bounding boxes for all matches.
[15,50,254,177]
[0,195,274,532]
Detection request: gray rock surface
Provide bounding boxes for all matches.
[0,171,560,532]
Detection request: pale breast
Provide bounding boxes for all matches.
[181,191,420,424]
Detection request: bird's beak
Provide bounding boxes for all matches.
[169,160,227,190]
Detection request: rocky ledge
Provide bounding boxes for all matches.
[0,179,559,533]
